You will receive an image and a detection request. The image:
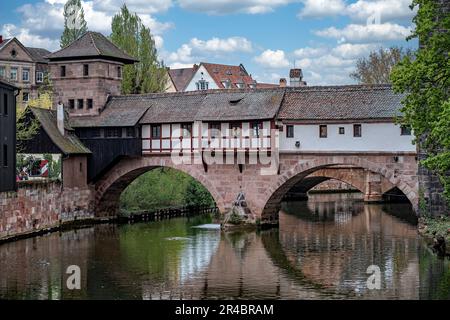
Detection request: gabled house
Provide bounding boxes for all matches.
[167,63,259,92]
[0,36,50,107]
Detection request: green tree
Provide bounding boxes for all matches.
[185,179,215,207]
[350,47,414,84]
[60,0,88,48]
[391,0,450,204]
[110,4,168,94]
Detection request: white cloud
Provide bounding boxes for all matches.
[92,0,173,14]
[293,46,327,58]
[331,43,377,59]
[1,24,60,51]
[190,37,253,53]
[254,49,290,68]
[298,0,416,22]
[346,0,416,23]
[178,0,294,15]
[315,23,412,43]
[165,36,253,67]
[298,0,346,18]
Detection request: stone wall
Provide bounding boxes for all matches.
[0,181,94,241]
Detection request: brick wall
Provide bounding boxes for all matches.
[0,181,94,241]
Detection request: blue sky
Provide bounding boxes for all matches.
[0,0,418,85]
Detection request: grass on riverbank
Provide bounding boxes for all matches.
[419,215,450,244]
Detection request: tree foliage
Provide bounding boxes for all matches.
[28,73,53,110]
[391,0,450,204]
[16,109,39,152]
[120,168,215,213]
[350,47,414,84]
[60,0,88,48]
[110,4,168,94]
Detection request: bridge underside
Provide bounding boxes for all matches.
[93,153,419,226]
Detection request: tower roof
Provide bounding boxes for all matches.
[46,31,138,64]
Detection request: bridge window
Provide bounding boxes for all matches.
[319,125,327,138]
[87,99,93,109]
[126,127,136,138]
[339,127,345,135]
[353,124,362,137]
[105,127,122,138]
[151,125,161,139]
[230,122,242,138]
[181,123,193,138]
[401,125,412,136]
[252,122,262,138]
[77,99,84,109]
[286,125,294,138]
[209,123,221,139]
[68,99,75,110]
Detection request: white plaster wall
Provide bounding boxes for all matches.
[184,65,219,91]
[280,123,416,152]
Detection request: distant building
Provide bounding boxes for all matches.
[46,31,138,115]
[167,66,198,92]
[0,36,50,108]
[0,80,17,192]
[167,63,258,92]
[289,69,307,87]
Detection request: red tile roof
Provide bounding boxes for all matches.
[201,62,256,89]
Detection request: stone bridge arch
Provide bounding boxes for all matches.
[94,157,226,218]
[260,155,418,224]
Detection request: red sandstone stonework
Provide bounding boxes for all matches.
[0,181,94,241]
[95,153,418,225]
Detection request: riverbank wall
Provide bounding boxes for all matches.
[0,181,95,242]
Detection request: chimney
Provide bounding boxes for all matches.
[57,102,65,136]
[279,78,287,87]
[0,35,3,44]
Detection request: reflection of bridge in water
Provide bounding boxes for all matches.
[0,202,448,300]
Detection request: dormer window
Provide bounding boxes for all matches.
[222,80,231,89]
[196,80,209,91]
[236,83,244,89]
[226,70,232,75]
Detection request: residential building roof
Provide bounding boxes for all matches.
[30,107,91,155]
[256,82,279,89]
[0,37,50,63]
[200,62,256,89]
[279,85,405,121]
[168,67,197,92]
[69,85,406,127]
[69,102,151,128]
[25,47,51,63]
[46,31,138,64]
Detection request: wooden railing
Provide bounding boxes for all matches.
[118,205,219,224]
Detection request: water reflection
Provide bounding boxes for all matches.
[0,193,448,300]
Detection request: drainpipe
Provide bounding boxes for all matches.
[57,102,64,136]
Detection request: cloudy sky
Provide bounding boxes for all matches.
[0,0,418,85]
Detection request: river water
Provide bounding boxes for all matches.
[0,193,449,300]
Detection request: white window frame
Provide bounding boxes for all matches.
[10,67,18,81]
[36,71,44,83]
[22,69,30,82]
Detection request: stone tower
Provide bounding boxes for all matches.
[47,31,137,116]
